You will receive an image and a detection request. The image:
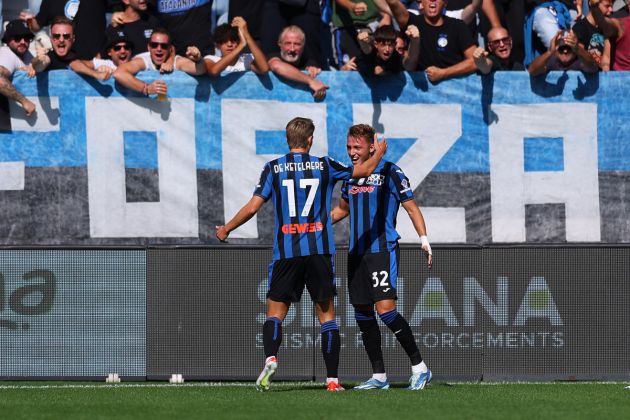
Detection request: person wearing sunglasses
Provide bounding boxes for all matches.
[472,27,525,73]
[528,29,598,75]
[33,16,111,81]
[71,29,135,81]
[0,20,41,117]
[113,28,206,98]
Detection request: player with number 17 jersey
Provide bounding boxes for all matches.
[254,153,352,261]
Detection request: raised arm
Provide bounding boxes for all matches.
[461,0,483,25]
[379,0,410,28]
[403,24,420,71]
[472,46,493,74]
[351,135,388,178]
[215,195,266,241]
[234,17,269,74]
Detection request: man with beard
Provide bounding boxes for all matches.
[0,20,40,116]
[528,29,598,74]
[472,26,525,72]
[268,26,328,100]
[113,28,205,97]
[382,0,477,82]
[590,0,630,70]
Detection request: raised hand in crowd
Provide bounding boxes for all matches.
[403,24,420,69]
[341,56,358,71]
[472,46,492,74]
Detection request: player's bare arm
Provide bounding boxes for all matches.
[215,195,266,242]
[331,198,350,224]
[401,199,433,269]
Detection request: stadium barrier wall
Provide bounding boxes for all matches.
[1,246,628,381]
[0,71,629,246]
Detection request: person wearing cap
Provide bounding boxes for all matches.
[72,30,135,80]
[528,29,599,74]
[113,27,205,98]
[590,0,630,69]
[0,20,41,117]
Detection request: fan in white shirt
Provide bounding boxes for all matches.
[204,16,269,76]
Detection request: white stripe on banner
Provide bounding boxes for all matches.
[9,97,60,132]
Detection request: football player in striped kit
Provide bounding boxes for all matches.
[216,117,386,391]
[331,123,433,390]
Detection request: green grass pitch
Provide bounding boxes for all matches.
[1,381,629,420]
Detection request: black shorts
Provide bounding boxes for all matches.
[348,247,399,305]
[267,254,336,303]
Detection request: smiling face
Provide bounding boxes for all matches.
[50,23,75,58]
[148,32,171,66]
[346,135,375,166]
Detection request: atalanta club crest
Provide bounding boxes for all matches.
[437,34,448,49]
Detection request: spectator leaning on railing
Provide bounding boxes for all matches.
[382,0,478,83]
[473,26,526,73]
[355,24,419,75]
[113,28,205,98]
[268,25,329,100]
[72,30,134,81]
[204,17,269,76]
[528,29,599,75]
[0,20,42,117]
[33,16,113,81]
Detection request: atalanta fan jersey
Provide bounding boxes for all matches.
[254,152,353,261]
[342,160,414,255]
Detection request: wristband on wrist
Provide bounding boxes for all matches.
[142,83,149,96]
[420,235,432,255]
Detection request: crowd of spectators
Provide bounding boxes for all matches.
[0,0,629,114]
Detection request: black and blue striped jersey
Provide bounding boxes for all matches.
[341,160,414,255]
[254,153,353,261]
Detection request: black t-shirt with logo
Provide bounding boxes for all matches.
[572,17,606,66]
[407,14,475,70]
